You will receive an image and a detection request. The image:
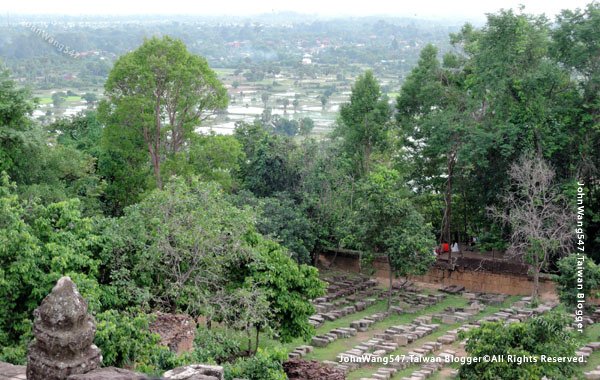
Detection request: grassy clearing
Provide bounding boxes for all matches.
[305,294,469,363]
[346,296,519,380]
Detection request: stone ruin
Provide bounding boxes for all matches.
[283,359,345,380]
[149,312,196,354]
[27,276,102,380]
[162,365,224,380]
[1,276,226,380]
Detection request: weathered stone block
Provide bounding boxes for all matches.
[27,277,101,380]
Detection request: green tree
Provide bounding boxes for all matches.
[101,177,256,315]
[188,134,245,192]
[459,312,580,379]
[335,70,390,177]
[556,254,600,310]
[281,98,289,114]
[233,191,316,264]
[82,92,98,105]
[271,116,299,137]
[49,111,102,156]
[94,309,182,374]
[396,44,474,247]
[234,122,300,197]
[299,117,314,136]
[100,36,228,189]
[97,112,150,216]
[0,69,38,182]
[353,166,435,309]
[451,9,580,221]
[246,234,325,343]
[51,92,66,109]
[551,3,600,259]
[0,174,104,363]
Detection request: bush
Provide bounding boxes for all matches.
[0,175,104,363]
[556,254,600,309]
[192,328,245,364]
[224,348,287,380]
[94,309,186,375]
[459,311,580,379]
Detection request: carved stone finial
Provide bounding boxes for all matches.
[27,276,102,380]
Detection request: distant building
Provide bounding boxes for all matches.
[301,53,312,65]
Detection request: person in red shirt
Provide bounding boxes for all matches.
[441,242,450,253]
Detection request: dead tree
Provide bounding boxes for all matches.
[488,155,573,300]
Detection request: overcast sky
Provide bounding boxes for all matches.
[0,0,592,21]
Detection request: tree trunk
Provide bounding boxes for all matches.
[442,150,456,262]
[387,255,393,310]
[532,253,540,301]
[246,326,251,353]
[152,151,162,189]
[154,94,163,189]
[255,327,260,353]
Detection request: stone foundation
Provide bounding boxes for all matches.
[317,251,557,296]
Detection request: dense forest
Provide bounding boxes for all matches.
[0,3,599,380]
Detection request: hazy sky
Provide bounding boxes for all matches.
[0,0,592,21]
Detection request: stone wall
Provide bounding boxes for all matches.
[409,266,556,295]
[317,251,557,296]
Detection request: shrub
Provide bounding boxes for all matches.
[556,254,600,309]
[224,348,287,380]
[94,309,185,375]
[459,311,580,379]
[192,328,245,364]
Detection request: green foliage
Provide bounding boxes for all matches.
[477,227,508,252]
[235,121,300,197]
[100,36,228,188]
[49,111,103,156]
[192,328,245,364]
[0,68,41,183]
[188,134,245,191]
[0,174,104,363]
[247,234,326,342]
[258,194,316,264]
[556,254,600,309]
[51,92,66,108]
[224,348,287,380]
[298,117,314,136]
[459,312,581,380]
[551,3,600,259]
[335,70,390,176]
[100,177,255,315]
[97,102,150,216]
[353,166,435,276]
[94,309,185,374]
[233,191,316,264]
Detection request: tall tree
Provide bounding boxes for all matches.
[396,44,474,251]
[335,70,391,177]
[353,166,435,309]
[453,9,579,197]
[551,3,600,259]
[100,36,228,188]
[0,69,38,183]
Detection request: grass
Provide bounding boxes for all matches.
[36,95,82,105]
[345,296,520,380]
[580,323,600,372]
[304,294,469,363]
